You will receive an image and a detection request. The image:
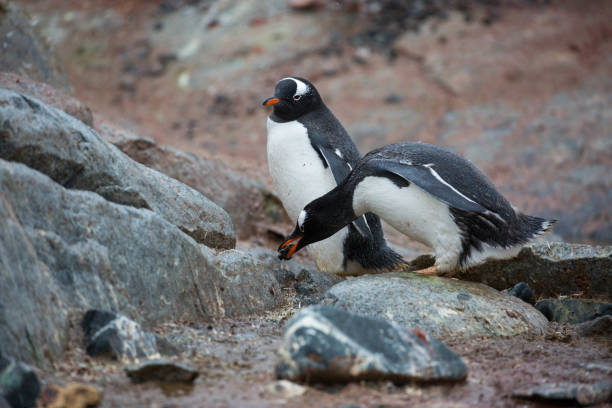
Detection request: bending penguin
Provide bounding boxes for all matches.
[278,142,556,276]
[263,77,404,275]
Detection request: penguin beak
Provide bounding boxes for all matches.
[278,234,303,260]
[263,97,280,106]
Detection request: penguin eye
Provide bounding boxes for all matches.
[293,94,301,101]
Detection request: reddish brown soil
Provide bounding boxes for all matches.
[44,305,612,407]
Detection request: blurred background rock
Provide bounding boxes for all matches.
[7,0,612,245]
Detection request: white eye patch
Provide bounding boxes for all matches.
[298,210,307,230]
[282,77,309,98]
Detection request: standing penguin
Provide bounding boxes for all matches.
[263,77,404,275]
[278,142,556,276]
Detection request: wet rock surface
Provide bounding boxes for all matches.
[276,306,467,384]
[512,381,612,406]
[535,298,611,324]
[0,88,235,249]
[323,272,549,339]
[82,310,160,363]
[125,359,199,384]
[457,243,612,299]
[0,355,41,408]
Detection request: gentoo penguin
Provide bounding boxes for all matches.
[263,77,404,275]
[278,142,556,276]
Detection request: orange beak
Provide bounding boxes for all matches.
[263,97,280,106]
[278,235,303,259]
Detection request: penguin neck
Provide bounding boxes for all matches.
[309,182,357,239]
[270,103,329,124]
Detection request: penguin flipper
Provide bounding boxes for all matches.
[371,159,487,213]
[315,144,373,239]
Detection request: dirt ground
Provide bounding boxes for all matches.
[44,290,611,408]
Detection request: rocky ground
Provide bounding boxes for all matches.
[1,0,611,407]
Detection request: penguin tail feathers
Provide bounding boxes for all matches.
[518,213,557,240]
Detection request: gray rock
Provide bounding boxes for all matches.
[503,282,535,305]
[98,126,289,239]
[512,381,612,406]
[0,1,69,89]
[0,89,235,249]
[243,248,342,305]
[0,356,41,408]
[457,243,612,299]
[323,272,548,339]
[535,299,611,324]
[125,359,198,384]
[212,249,283,317]
[81,310,160,363]
[276,305,467,384]
[575,315,612,337]
[0,160,281,367]
[0,73,93,127]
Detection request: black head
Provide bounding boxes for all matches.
[277,191,357,260]
[263,77,323,122]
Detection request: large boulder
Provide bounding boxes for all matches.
[457,243,612,300]
[0,159,282,367]
[0,88,235,249]
[0,1,69,89]
[276,306,467,384]
[97,123,289,239]
[323,272,549,339]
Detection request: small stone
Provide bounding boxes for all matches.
[0,357,40,408]
[39,383,101,408]
[275,305,467,384]
[535,299,611,324]
[289,0,323,11]
[125,359,199,384]
[263,380,307,398]
[353,47,371,64]
[575,315,612,337]
[513,381,612,406]
[503,282,535,305]
[384,93,403,104]
[81,310,160,363]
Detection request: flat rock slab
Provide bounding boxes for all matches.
[125,360,199,384]
[82,310,160,363]
[276,305,467,384]
[0,88,235,249]
[323,272,549,339]
[457,243,612,299]
[535,298,611,324]
[513,382,612,406]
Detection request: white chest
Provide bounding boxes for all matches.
[266,118,337,219]
[353,176,463,270]
[266,118,348,272]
